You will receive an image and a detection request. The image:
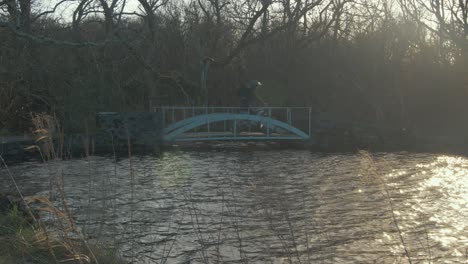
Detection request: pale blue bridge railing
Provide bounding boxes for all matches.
[152,106,313,142]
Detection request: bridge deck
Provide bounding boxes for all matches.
[171,132,305,141]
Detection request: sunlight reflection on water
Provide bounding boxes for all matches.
[418,156,467,253]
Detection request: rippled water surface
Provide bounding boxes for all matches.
[3,149,468,263]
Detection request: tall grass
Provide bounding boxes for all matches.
[358,150,414,264]
[0,113,125,264]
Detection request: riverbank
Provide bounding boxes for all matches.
[0,193,126,264]
[0,133,161,164]
[2,132,468,164]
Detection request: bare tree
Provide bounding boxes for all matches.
[2,0,31,31]
[398,0,468,55]
[97,0,126,35]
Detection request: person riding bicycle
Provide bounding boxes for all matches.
[236,80,267,133]
[238,80,263,109]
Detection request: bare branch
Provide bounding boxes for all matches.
[31,0,71,23]
[0,21,122,46]
[217,0,271,65]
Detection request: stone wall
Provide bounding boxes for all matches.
[96,112,163,150]
[0,136,34,163]
[0,112,164,163]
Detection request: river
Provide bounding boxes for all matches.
[2,148,467,263]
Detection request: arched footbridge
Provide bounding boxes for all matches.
[153,107,313,142]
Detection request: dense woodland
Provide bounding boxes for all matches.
[1,0,468,137]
